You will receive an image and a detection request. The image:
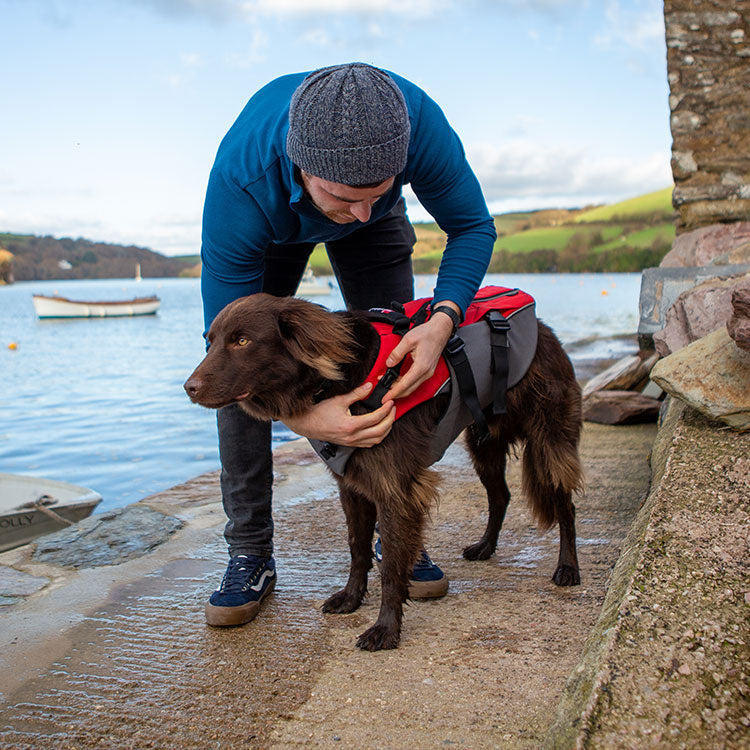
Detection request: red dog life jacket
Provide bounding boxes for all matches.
[310,286,538,475]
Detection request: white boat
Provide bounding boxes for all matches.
[0,473,102,552]
[296,268,332,297]
[32,294,160,319]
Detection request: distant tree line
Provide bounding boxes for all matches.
[0,234,192,281]
[487,231,672,274]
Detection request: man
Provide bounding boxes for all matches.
[200,62,496,627]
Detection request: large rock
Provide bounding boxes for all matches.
[652,272,750,356]
[727,280,750,351]
[650,327,750,432]
[32,504,183,568]
[582,352,659,398]
[660,222,750,267]
[583,390,661,425]
[637,265,750,348]
[0,565,49,602]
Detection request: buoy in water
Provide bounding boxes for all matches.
[8,341,18,350]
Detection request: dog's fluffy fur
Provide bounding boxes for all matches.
[185,293,583,651]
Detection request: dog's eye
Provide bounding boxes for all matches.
[236,336,249,347]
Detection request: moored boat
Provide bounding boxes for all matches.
[32,294,160,319]
[0,473,102,552]
[296,268,332,298]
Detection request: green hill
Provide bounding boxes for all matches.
[308,187,676,275]
[574,187,674,223]
[0,233,193,281]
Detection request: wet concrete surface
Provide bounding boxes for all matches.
[0,424,656,749]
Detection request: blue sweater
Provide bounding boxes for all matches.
[201,70,496,332]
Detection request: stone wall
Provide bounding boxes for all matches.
[665,1,750,232]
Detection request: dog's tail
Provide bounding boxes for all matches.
[519,323,584,530]
[522,432,584,530]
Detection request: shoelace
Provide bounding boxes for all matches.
[219,555,263,593]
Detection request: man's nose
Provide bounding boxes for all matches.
[349,200,372,223]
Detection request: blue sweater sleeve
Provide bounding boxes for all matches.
[200,168,274,335]
[405,89,496,313]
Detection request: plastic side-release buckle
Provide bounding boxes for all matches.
[487,310,511,335]
[320,442,338,459]
[444,334,466,356]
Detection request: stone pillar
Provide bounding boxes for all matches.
[665,1,750,232]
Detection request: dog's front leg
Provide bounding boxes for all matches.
[356,509,420,651]
[322,484,376,614]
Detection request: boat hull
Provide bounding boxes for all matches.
[0,474,102,552]
[32,295,160,319]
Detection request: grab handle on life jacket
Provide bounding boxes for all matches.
[443,334,491,443]
[487,310,511,415]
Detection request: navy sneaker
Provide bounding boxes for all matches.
[374,536,449,599]
[205,554,276,627]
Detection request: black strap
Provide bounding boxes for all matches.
[358,358,405,412]
[319,441,338,459]
[367,308,411,336]
[431,305,460,335]
[443,334,490,442]
[359,299,432,413]
[487,310,511,415]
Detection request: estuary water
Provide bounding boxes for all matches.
[0,273,640,512]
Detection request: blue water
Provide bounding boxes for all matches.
[0,273,640,512]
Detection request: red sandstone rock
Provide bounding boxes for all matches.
[727,281,750,351]
[653,272,750,356]
[582,390,661,425]
[660,223,750,268]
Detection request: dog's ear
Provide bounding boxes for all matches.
[277,303,356,381]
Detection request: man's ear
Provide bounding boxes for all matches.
[277,303,356,381]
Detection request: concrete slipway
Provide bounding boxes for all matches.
[0,399,747,749]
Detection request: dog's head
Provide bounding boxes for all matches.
[184,293,358,420]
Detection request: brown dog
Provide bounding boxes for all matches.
[184,293,583,651]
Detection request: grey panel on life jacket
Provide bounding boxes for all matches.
[309,303,538,476]
[424,302,537,466]
[308,439,356,477]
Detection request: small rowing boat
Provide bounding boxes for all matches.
[0,473,102,552]
[296,268,332,298]
[32,294,160,319]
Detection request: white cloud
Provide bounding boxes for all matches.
[301,28,332,47]
[245,0,445,15]
[594,0,664,51]
[126,0,447,20]
[404,139,671,220]
[180,52,201,67]
[224,29,270,66]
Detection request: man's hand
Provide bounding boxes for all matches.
[283,382,396,448]
[383,299,459,401]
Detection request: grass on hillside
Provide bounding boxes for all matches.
[575,187,673,223]
[296,187,676,276]
[596,224,675,252]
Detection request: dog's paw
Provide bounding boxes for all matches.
[322,589,363,614]
[462,540,495,561]
[356,623,400,651]
[552,564,581,586]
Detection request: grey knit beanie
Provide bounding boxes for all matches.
[286,63,411,186]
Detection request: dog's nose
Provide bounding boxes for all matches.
[183,376,203,400]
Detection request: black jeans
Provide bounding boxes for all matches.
[217,200,417,557]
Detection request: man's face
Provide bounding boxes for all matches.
[300,171,395,224]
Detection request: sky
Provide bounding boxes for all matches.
[0,0,673,257]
